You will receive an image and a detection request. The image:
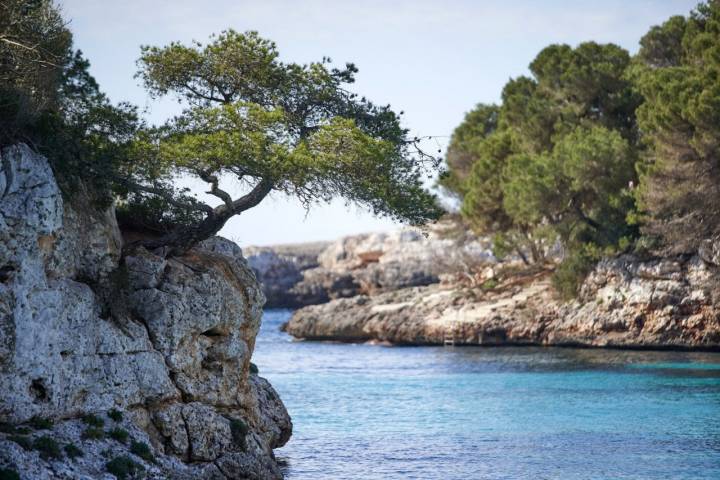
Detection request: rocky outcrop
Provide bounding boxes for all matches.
[244,243,328,308]
[0,144,291,479]
[247,223,494,308]
[287,253,720,349]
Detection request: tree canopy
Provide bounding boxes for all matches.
[633,1,720,254]
[445,41,640,283]
[129,30,442,253]
[3,5,441,255]
[444,0,720,296]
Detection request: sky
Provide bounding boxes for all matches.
[61,0,698,247]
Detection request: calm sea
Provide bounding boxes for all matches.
[253,310,720,480]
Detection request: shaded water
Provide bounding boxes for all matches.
[253,310,720,479]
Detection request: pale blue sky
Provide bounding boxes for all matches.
[61,0,697,246]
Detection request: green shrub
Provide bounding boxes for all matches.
[129,440,154,463]
[28,416,53,430]
[107,409,123,423]
[107,427,129,444]
[249,362,259,374]
[106,455,144,480]
[552,248,597,300]
[480,278,498,291]
[64,442,84,459]
[0,468,20,480]
[9,435,32,450]
[33,435,63,460]
[81,427,105,440]
[82,414,104,428]
[0,422,30,435]
[229,418,249,450]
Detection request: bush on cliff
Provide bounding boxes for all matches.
[129,440,154,463]
[106,455,144,480]
[0,468,20,480]
[33,435,63,460]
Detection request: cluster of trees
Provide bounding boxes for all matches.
[1,1,442,255]
[442,1,720,296]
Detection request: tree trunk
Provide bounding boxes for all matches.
[125,178,273,257]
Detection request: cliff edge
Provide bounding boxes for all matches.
[0,144,291,479]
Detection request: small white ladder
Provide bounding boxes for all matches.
[443,311,461,347]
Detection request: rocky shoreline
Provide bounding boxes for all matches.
[0,145,291,479]
[251,221,720,351]
[246,221,494,308]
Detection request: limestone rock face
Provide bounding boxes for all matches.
[0,144,291,479]
[287,254,720,349]
[247,222,494,308]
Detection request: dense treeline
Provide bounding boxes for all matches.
[442,1,720,297]
[1,0,441,255]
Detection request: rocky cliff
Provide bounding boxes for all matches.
[247,223,494,308]
[286,252,720,350]
[0,144,291,479]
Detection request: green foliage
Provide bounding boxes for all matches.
[249,362,259,374]
[129,440,154,463]
[0,422,30,435]
[552,246,600,300]
[0,0,142,208]
[81,427,105,440]
[0,0,71,143]
[133,29,441,251]
[107,409,124,423]
[28,416,53,430]
[447,39,646,293]
[480,278,499,291]
[107,427,130,444]
[439,104,500,196]
[9,435,32,450]
[633,1,720,254]
[4,6,441,254]
[229,418,249,449]
[106,455,144,480]
[64,442,84,460]
[0,468,20,480]
[32,435,63,460]
[82,414,105,428]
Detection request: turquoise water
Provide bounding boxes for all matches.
[253,310,720,479]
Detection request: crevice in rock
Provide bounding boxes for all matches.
[1,150,14,199]
[179,408,193,461]
[0,264,16,283]
[201,327,226,338]
[29,378,49,403]
[213,457,232,479]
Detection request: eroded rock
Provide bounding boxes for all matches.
[0,144,291,479]
[287,254,720,349]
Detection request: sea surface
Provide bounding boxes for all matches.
[253,309,720,480]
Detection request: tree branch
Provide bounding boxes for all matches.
[198,170,233,208]
[230,177,274,213]
[115,176,213,214]
[182,82,227,104]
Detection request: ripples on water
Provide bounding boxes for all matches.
[253,310,720,480]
